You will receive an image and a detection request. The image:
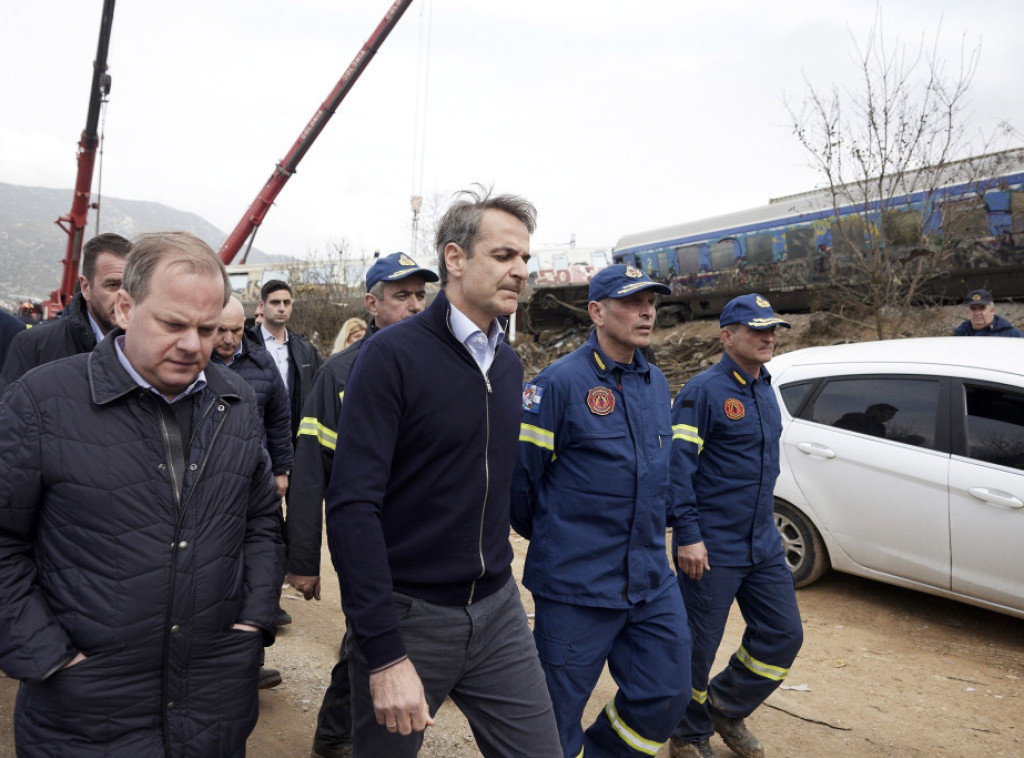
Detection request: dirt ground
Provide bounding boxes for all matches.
[2,303,1023,757]
[4,529,1020,758]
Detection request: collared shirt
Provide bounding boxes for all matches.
[448,303,505,374]
[261,324,290,389]
[114,335,206,403]
[86,310,107,345]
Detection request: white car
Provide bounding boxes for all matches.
[767,336,1024,619]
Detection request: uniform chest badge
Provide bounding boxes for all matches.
[522,382,544,413]
[587,386,615,416]
[723,397,745,420]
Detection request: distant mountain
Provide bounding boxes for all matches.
[0,182,283,301]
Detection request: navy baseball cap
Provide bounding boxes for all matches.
[719,293,791,330]
[588,264,671,302]
[966,289,994,305]
[365,252,439,292]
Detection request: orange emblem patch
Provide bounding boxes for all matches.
[587,387,615,416]
[723,397,745,420]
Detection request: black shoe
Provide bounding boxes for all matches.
[310,744,353,758]
[707,703,763,758]
[275,606,293,627]
[259,667,283,689]
[669,737,716,757]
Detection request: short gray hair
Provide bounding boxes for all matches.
[435,185,537,287]
[122,232,231,306]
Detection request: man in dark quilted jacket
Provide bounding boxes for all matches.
[0,231,285,757]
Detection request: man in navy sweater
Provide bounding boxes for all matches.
[324,188,560,756]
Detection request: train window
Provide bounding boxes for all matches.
[883,209,923,246]
[675,245,701,274]
[832,216,866,258]
[746,233,774,265]
[785,227,815,260]
[941,198,988,240]
[1011,192,1024,234]
[709,240,737,270]
[657,251,675,276]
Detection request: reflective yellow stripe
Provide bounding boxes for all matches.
[297,416,337,452]
[736,645,789,682]
[520,423,555,451]
[605,699,662,756]
[672,423,703,453]
[573,748,584,758]
[692,687,708,704]
[338,390,345,404]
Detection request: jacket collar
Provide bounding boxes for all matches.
[585,330,651,380]
[718,350,772,390]
[89,328,241,406]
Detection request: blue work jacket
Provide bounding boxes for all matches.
[670,351,784,566]
[511,332,676,608]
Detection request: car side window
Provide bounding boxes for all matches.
[806,377,940,449]
[779,382,815,416]
[963,384,1024,470]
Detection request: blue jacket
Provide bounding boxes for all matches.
[325,291,520,670]
[511,332,676,608]
[670,351,784,566]
[953,314,1023,337]
[211,335,294,475]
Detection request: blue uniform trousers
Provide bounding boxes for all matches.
[533,582,691,757]
[672,556,803,742]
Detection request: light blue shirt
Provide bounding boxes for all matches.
[114,335,207,403]
[261,324,290,390]
[448,303,505,374]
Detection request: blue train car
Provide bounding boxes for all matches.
[612,150,1024,322]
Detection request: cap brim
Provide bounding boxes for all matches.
[746,317,792,329]
[609,281,672,298]
[385,267,439,283]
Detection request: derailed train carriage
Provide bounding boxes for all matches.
[520,149,1024,332]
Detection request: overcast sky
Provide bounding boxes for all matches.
[3,0,1022,264]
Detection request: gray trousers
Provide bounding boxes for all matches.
[348,577,561,758]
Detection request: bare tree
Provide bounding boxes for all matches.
[787,9,1017,338]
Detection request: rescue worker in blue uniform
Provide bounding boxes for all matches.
[512,264,691,758]
[668,294,803,758]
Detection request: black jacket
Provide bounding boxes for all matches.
[287,321,378,575]
[212,335,294,475]
[0,292,97,392]
[0,332,285,756]
[0,309,26,375]
[325,291,522,669]
[249,325,324,437]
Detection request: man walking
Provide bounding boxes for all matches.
[324,188,561,756]
[0,231,285,756]
[668,294,803,758]
[1,232,130,391]
[511,263,691,757]
[287,251,437,758]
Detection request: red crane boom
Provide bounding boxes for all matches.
[50,0,116,318]
[219,0,415,264]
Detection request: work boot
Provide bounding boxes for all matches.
[275,606,293,627]
[669,736,716,757]
[259,667,283,689]
[310,745,353,758]
[707,704,764,758]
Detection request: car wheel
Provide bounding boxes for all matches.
[774,499,829,587]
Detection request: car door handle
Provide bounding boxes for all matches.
[796,442,836,459]
[967,487,1024,509]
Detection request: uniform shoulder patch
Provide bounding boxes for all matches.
[523,382,544,413]
[723,397,745,420]
[587,386,615,416]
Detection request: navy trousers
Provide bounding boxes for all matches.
[533,581,691,757]
[672,556,803,743]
